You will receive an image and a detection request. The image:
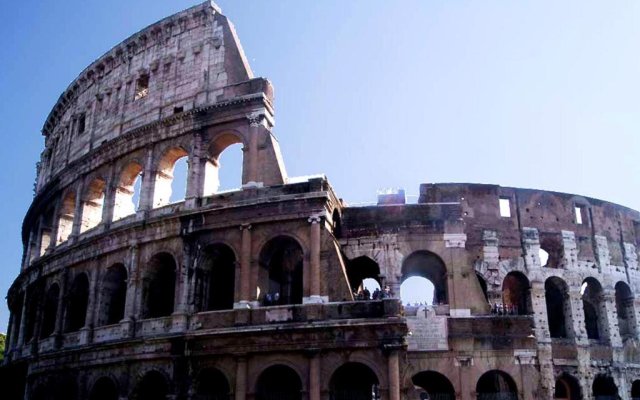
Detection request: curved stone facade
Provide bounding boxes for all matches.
[4,2,640,400]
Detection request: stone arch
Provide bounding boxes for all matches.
[97,263,127,326]
[346,256,381,295]
[64,272,89,332]
[56,190,76,244]
[141,252,177,318]
[203,131,245,195]
[412,370,455,400]
[195,243,237,311]
[153,146,189,208]
[502,271,532,315]
[80,177,106,233]
[582,277,607,341]
[615,281,637,340]
[196,367,231,400]
[40,283,60,337]
[329,362,380,400]
[113,161,143,220]
[88,376,119,400]
[401,251,448,305]
[255,364,303,400]
[475,370,518,400]
[545,276,573,339]
[258,236,304,305]
[554,373,581,400]
[592,375,618,399]
[133,370,170,400]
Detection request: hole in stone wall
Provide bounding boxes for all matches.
[401,251,447,305]
[134,75,149,100]
[40,284,59,338]
[258,236,304,306]
[142,253,176,318]
[80,178,106,233]
[64,273,89,332]
[113,162,143,221]
[499,198,511,217]
[153,147,189,208]
[56,191,76,244]
[545,277,571,339]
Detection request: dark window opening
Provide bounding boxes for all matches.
[502,271,531,315]
[256,365,302,400]
[592,375,618,400]
[77,114,86,135]
[173,106,184,114]
[615,281,637,340]
[582,278,605,341]
[142,253,176,318]
[97,264,127,326]
[259,236,304,305]
[545,277,571,339]
[412,371,455,400]
[631,380,640,400]
[64,273,89,332]
[134,75,149,100]
[40,284,60,337]
[195,244,236,312]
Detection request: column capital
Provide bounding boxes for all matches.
[246,113,265,127]
[239,223,252,231]
[308,214,323,224]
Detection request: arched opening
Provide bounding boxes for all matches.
[255,365,302,400]
[196,368,231,400]
[40,283,60,338]
[23,284,39,343]
[142,253,176,318]
[545,277,572,339]
[203,134,243,196]
[330,362,380,400]
[554,374,581,400]
[592,375,618,400]
[476,370,518,400]
[540,236,563,268]
[631,380,640,400]
[195,244,236,312]
[615,281,637,340]
[89,377,118,400]
[80,178,106,233]
[10,292,24,347]
[412,370,455,400]
[332,209,342,239]
[401,251,447,305]
[258,236,304,305]
[347,256,381,298]
[477,273,489,303]
[113,162,143,220]
[153,147,189,207]
[64,273,89,332]
[582,277,606,341]
[401,276,435,306]
[56,191,76,244]
[97,264,127,326]
[502,272,531,315]
[136,370,169,400]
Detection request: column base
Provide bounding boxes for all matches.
[234,301,252,310]
[170,312,189,333]
[303,295,328,304]
[242,181,264,189]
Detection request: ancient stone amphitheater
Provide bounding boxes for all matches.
[4,2,640,400]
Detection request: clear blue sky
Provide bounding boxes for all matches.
[1,0,639,331]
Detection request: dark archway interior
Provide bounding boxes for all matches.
[89,377,118,400]
[65,274,89,332]
[99,264,127,326]
[137,371,169,400]
[144,253,176,318]
[412,370,455,400]
[477,273,489,303]
[502,271,531,315]
[402,251,448,304]
[615,281,636,340]
[582,278,603,341]
[545,277,569,339]
[197,368,231,400]
[476,370,518,400]
[259,237,303,305]
[330,362,380,400]
[631,380,640,399]
[592,375,618,398]
[41,284,60,337]
[196,244,236,311]
[347,256,380,294]
[554,375,581,400]
[332,209,342,239]
[255,365,302,400]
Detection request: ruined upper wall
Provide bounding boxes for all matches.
[36,1,259,193]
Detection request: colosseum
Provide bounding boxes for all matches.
[3,2,640,399]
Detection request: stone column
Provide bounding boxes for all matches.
[100,164,117,227]
[235,224,252,308]
[122,244,139,336]
[54,274,67,348]
[185,132,204,209]
[17,290,28,346]
[387,350,401,400]
[70,180,85,240]
[81,268,99,344]
[530,280,550,342]
[602,289,621,347]
[309,353,321,400]
[246,114,261,185]
[47,197,62,253]
[235,357,247,400]
[569,289,588,346]
[304,215,324,304]
[137,148,155,212]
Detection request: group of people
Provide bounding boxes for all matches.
[262,292,281,306]
[491,302,519,315]
[354,285,394,301]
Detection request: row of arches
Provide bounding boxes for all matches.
[14,235,309,345]
[30,137,245,261]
